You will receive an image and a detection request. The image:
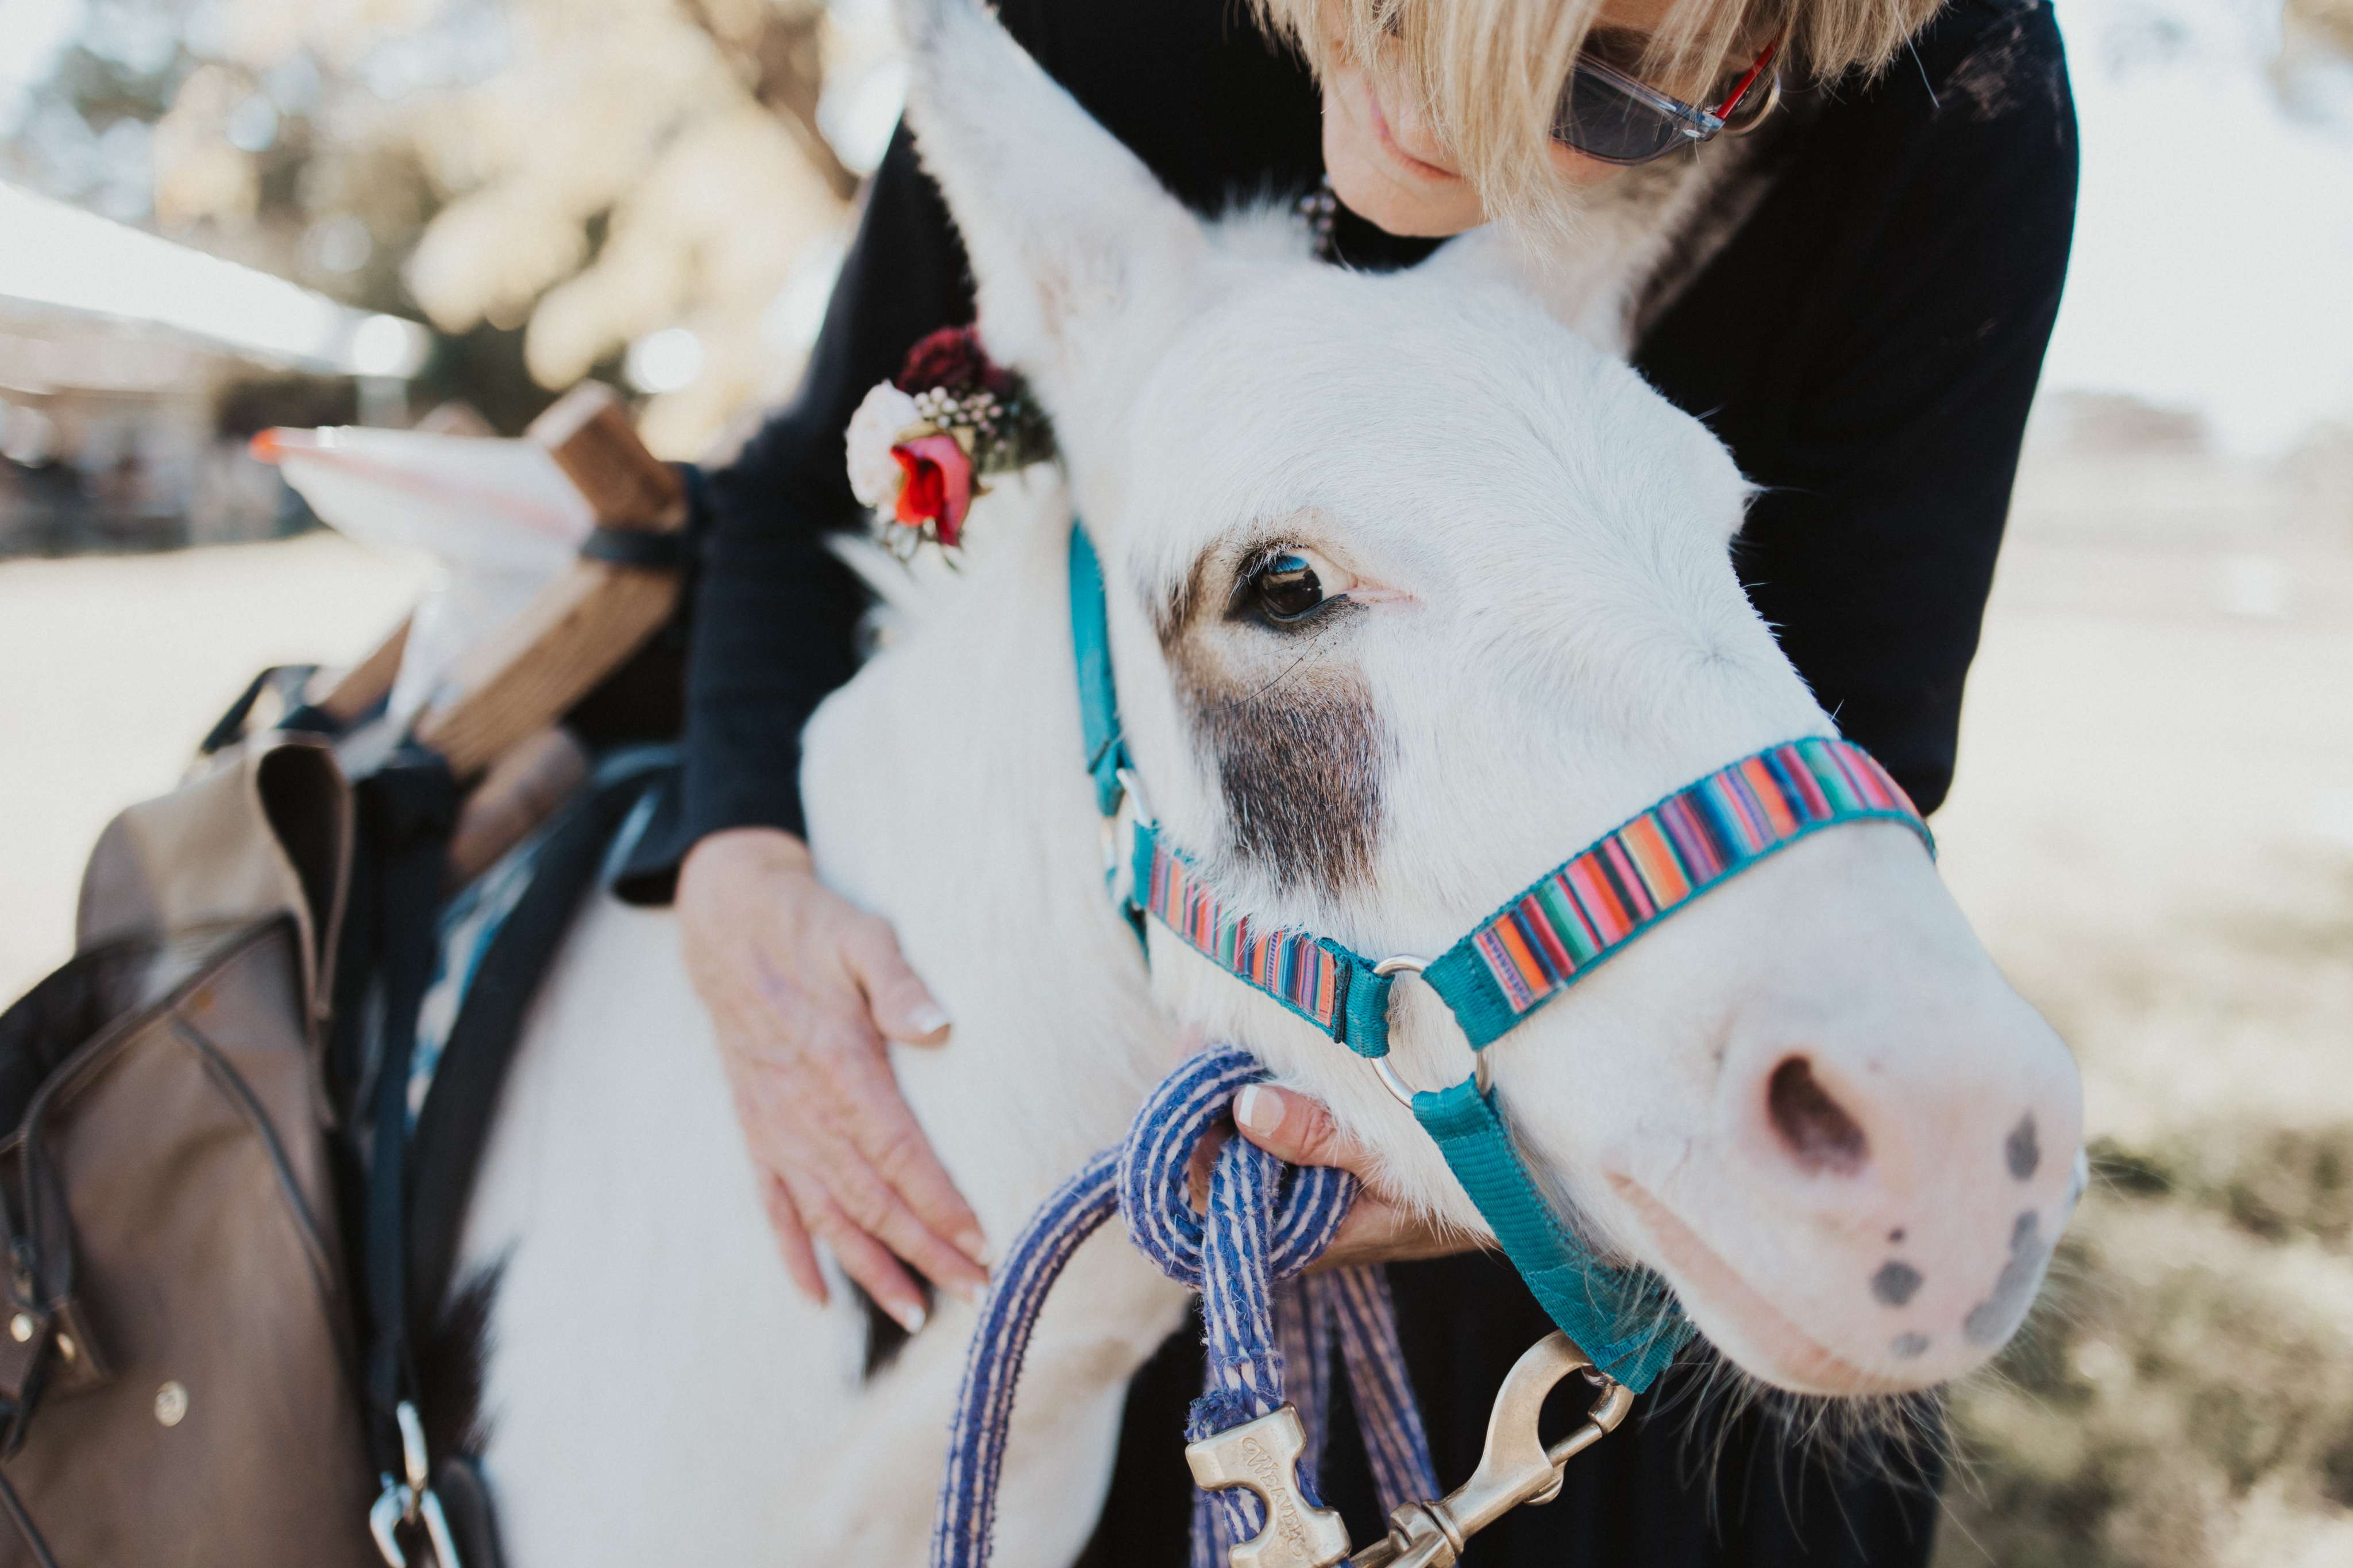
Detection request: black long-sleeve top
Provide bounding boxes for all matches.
[680,0,2077,852]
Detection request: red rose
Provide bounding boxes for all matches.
[890,434,974,545]
[894,325,1013,398]
[896,326,987,395]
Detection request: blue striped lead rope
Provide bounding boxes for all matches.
[932,1046,1439,1568]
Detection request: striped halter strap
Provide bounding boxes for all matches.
[1071,524,1935,1389]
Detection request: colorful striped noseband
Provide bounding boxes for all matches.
[1071,524,1935,1389]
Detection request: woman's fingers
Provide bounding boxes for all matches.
[759,1171,829,1303]
[804,1011,992,1277]
[843,914,953,1044]
[679,829,996,1320]
[1234,1083,1473,1271]
[1314,1190,1464,1272]
[781,1169,932,1334]
[1234,1083,1363,1171]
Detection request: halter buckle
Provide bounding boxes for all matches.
[1367,956,1490,1109]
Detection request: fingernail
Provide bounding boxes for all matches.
[956,1227,993,1266]
[1235,1084,1283,1139]
[907,1002,952,1037]
[894,1300,928,1334]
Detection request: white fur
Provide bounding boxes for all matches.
[456,1,2085,1561]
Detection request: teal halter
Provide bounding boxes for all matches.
[1070,524,1934,1389]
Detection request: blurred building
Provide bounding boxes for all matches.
[0,179,426,557]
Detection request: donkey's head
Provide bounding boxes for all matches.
[901,0,2082,1396]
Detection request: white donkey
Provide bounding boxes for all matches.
[454,2,2085,1562]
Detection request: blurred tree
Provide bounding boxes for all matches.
[1,0,879,450]
[2289,0,2353,52]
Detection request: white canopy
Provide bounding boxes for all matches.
[0,180,428,379]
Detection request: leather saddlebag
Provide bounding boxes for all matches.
[0,737,380,1566]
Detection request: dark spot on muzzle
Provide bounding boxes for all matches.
[1872,1260,1923,1308]
[1890,1333,1931,1360]
[1962,1209,2050,1348]
[2006,1113,2040,1181]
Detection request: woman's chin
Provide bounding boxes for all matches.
[1322,137,1481,238]
[1320,80,1483,238]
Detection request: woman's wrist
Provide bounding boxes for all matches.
[681,824,816,893]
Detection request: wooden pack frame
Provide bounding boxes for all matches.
[307,382,687,879]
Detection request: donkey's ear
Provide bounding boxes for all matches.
[898,0,1207,389]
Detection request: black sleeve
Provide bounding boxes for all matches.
[1733,4,2077,814]
[680,123,974,844]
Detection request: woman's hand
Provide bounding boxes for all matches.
[677,827,989,1331]
[1233,1084,1471,1270]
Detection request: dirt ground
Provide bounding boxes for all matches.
[1,449,2347,1565]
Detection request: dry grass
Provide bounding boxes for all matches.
[1934,884,2353,1568]
[1926,445,2353,1567]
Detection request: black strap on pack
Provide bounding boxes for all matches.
[198,665,330,756]
[578,526,692,570]
[403,759,673,1339]
[344,749,461,1477]
[340,752,669,1568]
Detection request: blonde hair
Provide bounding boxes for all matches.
[1253,0,1945,230]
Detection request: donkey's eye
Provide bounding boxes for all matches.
[1244,547,1352,626]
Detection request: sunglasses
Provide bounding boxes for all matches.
[1552,40,1780,165]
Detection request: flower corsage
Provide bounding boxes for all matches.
[844,326,1054,557]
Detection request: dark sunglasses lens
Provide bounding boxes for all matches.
[1552,65,1684,164]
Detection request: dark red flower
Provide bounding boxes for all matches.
[894,325,1010,397]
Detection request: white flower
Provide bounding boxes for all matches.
[844,381,923,508]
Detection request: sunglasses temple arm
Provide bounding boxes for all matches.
[1712,40,1780,120]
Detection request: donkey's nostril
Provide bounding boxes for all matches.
[1766,1056,1869,1176]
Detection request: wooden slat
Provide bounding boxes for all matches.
[311,617,411,725]
[529,382,689,531]
[413,383,686,780]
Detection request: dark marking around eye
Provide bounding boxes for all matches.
[1160,541,1383,898]
[2006,1114,2040,1181]
[1871,1261,1923,1308]
[1197,667,1383,898]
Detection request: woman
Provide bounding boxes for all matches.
[655,0,2076,1561]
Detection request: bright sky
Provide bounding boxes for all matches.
[0,181,429,375]
[2042,0,2353,453]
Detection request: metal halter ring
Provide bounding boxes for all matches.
[1368,955,1492,1109]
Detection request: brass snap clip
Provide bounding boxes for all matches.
[1347,1333,1634,1568]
